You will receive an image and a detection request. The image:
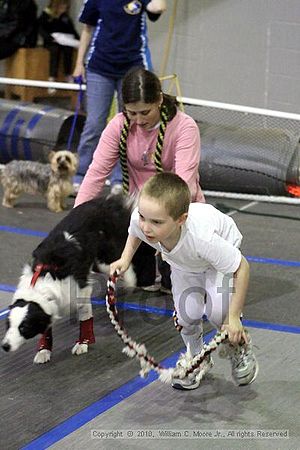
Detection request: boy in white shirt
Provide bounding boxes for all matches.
[110,172,258,390]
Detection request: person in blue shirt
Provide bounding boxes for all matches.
[72,0,167,187]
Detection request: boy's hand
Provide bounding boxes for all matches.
[221,316,248,345]
[110,258,130,277]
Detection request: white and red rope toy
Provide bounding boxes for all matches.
[106,274,229,384]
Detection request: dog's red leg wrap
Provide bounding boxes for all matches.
[37,328,53,351]
[78,317,95,344]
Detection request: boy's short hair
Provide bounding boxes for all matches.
[140,172,191,219]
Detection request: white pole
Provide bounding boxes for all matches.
[0,77,86,91]
[204,190,300,205]
[178,96,300,121]
[1,77,300,122]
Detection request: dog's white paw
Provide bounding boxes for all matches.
[2,200,14,208]
[71,342,89,355]
[33,349,52,364]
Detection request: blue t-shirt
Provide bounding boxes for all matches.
[79,0,160,78]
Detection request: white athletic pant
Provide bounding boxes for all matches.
[171,267,234,356]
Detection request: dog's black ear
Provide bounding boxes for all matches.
[21,302,52,338]
[10,299,28,309]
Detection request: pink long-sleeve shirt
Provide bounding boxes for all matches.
[75,110,204,206]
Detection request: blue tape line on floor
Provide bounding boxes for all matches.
[243,319,300,334]
[0,296,174,320]
[0,283,15,293]
[0,309,9,318]
[92,298,173,317]
[1,297,299,333]
[246,255,300,267]
[1,226,300,267]
[0,225,47,237]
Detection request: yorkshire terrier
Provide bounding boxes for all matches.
[0,150,78,213]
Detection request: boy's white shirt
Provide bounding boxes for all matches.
[129,203,242,274]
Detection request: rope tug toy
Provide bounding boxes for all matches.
[106,274,229,384]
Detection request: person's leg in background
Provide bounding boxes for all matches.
[132,243,157,289]
[47,44,60,94]
[47,44,60,79]
[157,253,172,293]
[76,71,116,181]
[62,45,74,82]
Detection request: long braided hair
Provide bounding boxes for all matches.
[119,68,179,194]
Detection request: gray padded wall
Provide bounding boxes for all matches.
[147,0,300,114]
[2,1,299,114]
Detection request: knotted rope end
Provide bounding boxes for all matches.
[158,368,174,384]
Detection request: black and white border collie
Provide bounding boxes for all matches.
[2,191,136,363]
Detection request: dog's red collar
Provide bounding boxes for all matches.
[31,264,58,287]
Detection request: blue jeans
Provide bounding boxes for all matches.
[76,70,123,184]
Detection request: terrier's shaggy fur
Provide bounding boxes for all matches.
[1,150,77,212]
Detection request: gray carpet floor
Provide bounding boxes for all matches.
[0,188,299,450]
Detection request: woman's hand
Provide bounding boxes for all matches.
[221,315,248,345]
[72,25,93,82]
[146,0,167,13]
[73,63,86,81]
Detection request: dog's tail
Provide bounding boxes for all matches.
[125,192,138,213]
[107,185,137,213]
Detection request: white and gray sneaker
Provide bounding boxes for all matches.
[172,353,214,390]
[219,331,259,386]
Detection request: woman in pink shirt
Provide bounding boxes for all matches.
[75,67,205,290]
